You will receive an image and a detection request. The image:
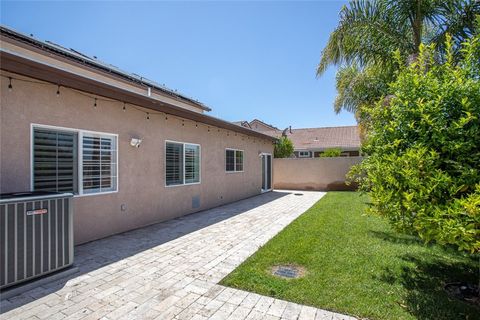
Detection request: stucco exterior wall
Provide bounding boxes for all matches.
[273,157,363,191]
[0,72,274,244]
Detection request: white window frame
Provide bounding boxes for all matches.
[298,151,312,158]
[225,148,244,173]
[30,123,119,197]
[165,140,201,187]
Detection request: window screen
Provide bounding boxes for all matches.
[226,149,235,172]
[235,150,244,172]
[166,142,200,186]
[33,128,78,193]
[226,149,243,172]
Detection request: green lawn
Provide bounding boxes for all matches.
[220,192,479,320]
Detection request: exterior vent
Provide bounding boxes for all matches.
[0,192,74,290]
[192,195,200,209]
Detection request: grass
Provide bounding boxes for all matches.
[220,192,479,320]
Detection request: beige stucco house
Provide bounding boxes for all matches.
[0,26,275,245]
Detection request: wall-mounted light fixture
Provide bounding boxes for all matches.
[130,138,143,148]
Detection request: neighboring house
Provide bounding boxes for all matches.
[288,126,361,157]
[235,120,361,157]
[231,120,251,129]
[0,26,275,245]
[234,119,281,133]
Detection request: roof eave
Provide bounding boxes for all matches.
[0,25,211,112]
[0,49,276,142]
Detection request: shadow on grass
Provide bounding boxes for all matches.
[369,230,424,246]
[374,231,479,320]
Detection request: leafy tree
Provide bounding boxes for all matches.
[320,148,342,157]
[348,35,480,253]
[317,0,479,115]
[274,136,294,158]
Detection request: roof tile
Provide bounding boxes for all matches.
[254,126,360,150]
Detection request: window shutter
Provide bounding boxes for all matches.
[82,134,117,193]
[33,129,78,193]
[185,144,200,184]
[166,142,183,185]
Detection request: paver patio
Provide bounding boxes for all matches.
[0,190,356,320]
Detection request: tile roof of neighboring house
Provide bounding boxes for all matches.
[256,129,282,138]
[245,125,361,150]
[288,126,360,150]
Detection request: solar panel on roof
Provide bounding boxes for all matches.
[0,25,210,110]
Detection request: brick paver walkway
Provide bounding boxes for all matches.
[1,190,356,320]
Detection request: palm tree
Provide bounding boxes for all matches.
[318,0,479,115]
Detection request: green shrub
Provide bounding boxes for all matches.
[349,35,480,253]
[320,148,342,157]
[274,136,294,158]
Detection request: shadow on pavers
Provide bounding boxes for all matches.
[1,191,291,313]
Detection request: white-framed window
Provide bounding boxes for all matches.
[165,141,200,186]
[31,124,118,196]
[82,133,117,194]
[226,149,244,172]
[298,151,311,158]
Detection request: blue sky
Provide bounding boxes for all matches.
[1,1,356,129]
